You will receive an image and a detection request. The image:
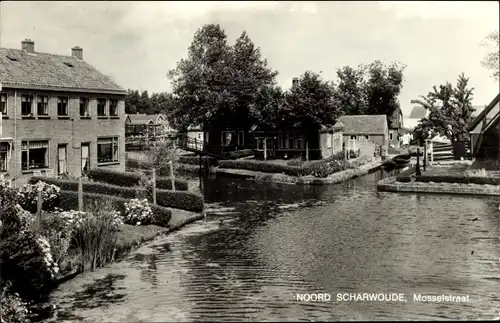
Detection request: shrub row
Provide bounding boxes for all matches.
[225,149,255,159]
[31,177,203,212]
[219,150,360,177]
[126,158,151,170]
[85,168,188,191]
[414,175,500,186]
[395,165,416,182]
[57,190,172,226]
[178,155,215,166]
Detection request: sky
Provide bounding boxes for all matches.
[0,1,499,116]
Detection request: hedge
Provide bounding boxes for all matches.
[395,165,416,182]
[218,150,359,177]
[57,190,172,227]
[154,189,204,213]
[414,175,500,185]
[31,177,203,213]
[85,168,188,191]
[178,155,215,165]
[225,149,254,159]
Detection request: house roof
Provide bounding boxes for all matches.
[0,47,126,94]
[126,114,165,125]
[467,93,500,131]
[338,115,388,135]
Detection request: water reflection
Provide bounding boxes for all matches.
[47,170,500,322]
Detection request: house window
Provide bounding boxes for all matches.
[97,137,119,163]
[21,140,49,170]
[0,93,6,114]
[21,95,33,116]
[57,97,68,116]
[295,137,304,149]
[80,97,90,117]
[238,131,244,146]
[327,134,332,149]
[256,138,265,150]
[0,142,9,171]
[81,143,90,171]
[109,99,118,116]
[37,96,49,115]
[221,131,236,146]
[57,144,67,175]
[350,135,357,140]
[97,99,107,116]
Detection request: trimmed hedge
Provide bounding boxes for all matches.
[414,175,500,185]
[86,168,142,187]
[154,189,204,213]
[58,190,172,227]
[85,168,188,191]
[219,150,359,177]
[395,165,416,182]
[31,177,203,213]
[225,149,254,159]
[178,155,214,165]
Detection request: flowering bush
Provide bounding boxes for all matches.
[0,288,29,323]
[124,198,153,225]
[17,181,60,214]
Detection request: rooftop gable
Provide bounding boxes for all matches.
[0,47,126,94]
[467,93,500,131]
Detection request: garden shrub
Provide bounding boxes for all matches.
[152,189,204,213]
[124,198,154,226]
[156,177,189,191]
[30,177,138,198]
[39,210,75,268]
[17,181,60,214]
[86,168,143,187]
[0,289,30,323]
[57,191,172,226]
[70,201,123,272]
[225,149,254,159]
[287,158,304,167]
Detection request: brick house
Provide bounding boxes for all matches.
[125,113,175,137]
[0,39,127,187]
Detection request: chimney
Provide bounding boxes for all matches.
[21,39,35,53]
[292,77,299,87]
[71,46,83,60]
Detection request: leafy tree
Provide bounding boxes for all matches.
[125,89,140,114]
[138,90,151,114]
[334,65,368,115]
[250,85,285,129]
[481,30,499,82]
[230,31,279,128]
[282,71,340,133]
[411,73,476,142]
[167,24,234,131]
[364,61,406,128]
[167,25,278,132]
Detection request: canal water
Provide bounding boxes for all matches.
[46,170,500,321]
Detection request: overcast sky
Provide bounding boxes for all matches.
[1,1,498,115]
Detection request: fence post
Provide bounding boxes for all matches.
[305,141,309,161]
[35,188,42,230]
[152,168,157,204]
[263,139,267,160]
[168,161,176,191]
[78,176,83,211]
[423,144,427,171]
[416,147,421,176]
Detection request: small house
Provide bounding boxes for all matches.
[125,113,174,137]
[468,93,500,161]
[388,107,404,148]
[337,115,389,157]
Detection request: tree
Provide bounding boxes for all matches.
[138,90,152,114]
[282,71,340,133]
[167,24,235,131]
[334,65,368,115]
[411,73,476,142]
[364,61,406,128]
[230,31,279,128]
[481,30,499,82]
[167,25,279,132]
[250,85,285,129]
[125,89,140,114]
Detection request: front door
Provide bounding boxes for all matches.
[267,137,276,158]
[57,144,67,175]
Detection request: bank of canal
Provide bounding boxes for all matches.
[44,169,500,321]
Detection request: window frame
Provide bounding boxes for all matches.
[57,144,68,175]
[0,142,9,172]
[97,137,119,164]
[109,99,118,116]
[81,142,91,172]
[0,93,7,115]
[37,95,49,116]
[80,97,90,117]
[57,96,69,116]
[97,98,107,117]
[21,140,50,171]
[21,94,33,116]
